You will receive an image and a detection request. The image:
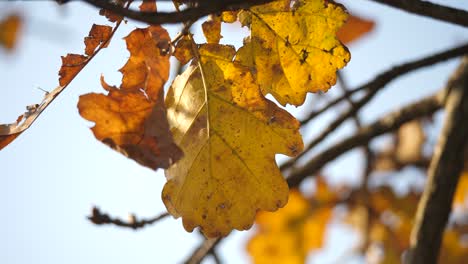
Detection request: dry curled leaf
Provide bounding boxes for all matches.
[248,190,332,263]
[59,24,113,87]
[163,44,303,237]
[236,0,350,106]
[84,24,113,56]
[78,26,182,170]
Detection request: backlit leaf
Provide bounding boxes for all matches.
[236,0,350,106]
[202,15,222,44]
[139,0,157,12]
[59,24,113,86]
[78,26,182,170]
[248,190,331,263]
[0,14,21,51]
[163,44,303,237]
[84,24,112,56]
[337,14,375,44]
[173,35,194,65]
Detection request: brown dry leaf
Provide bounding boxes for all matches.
[202,15,222,44]
[0,133,20,151]
[0,14,22,51]
[58,54,88,87]
[337,14,375,44]
[139,0,157,12]
[163,44,303,237]
[99,9,123,23]
[59,24,113,87]
[84,24,113,56]
[248,190,332,263]
[78,26,182,170]
[173,35,194,65]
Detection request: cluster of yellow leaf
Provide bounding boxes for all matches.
[0,0,351,237]
[161,0,351,236]
[248,189,332,264]
[346,182,468,264]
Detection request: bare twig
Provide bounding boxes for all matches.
[287,88,446,188]
[184,238,221,264]
[88,206,169,230]
[405,57,468,264]
[369,0,468,27]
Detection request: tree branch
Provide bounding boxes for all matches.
[83,0,275,25]
[88,206,169,230]
[406,57,468,264]
[286,88,446,188]
[369,0,468,27]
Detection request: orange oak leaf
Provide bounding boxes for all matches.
[337,14,375,44]
[78,26,182,170]
[0,14,22,51]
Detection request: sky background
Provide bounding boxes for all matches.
[0,0,467,263]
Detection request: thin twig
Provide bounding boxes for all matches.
[406,57,468,264]
[88,206,170,230]
[369,0,468,27]
[184,238,221,264]
[286,88,446,188]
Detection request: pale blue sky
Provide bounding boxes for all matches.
[0,1,467,263]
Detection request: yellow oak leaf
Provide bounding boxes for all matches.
[78,26,182,170]
[163,44,303,237]
[236,0,350,106]
[248,190,331,263]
